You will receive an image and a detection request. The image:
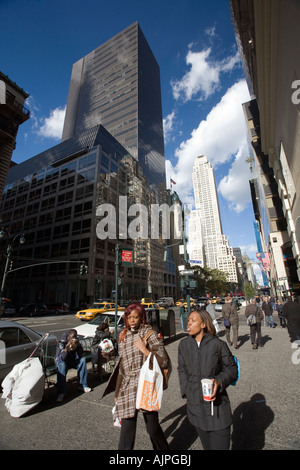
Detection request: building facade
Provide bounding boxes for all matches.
[62,22,165,190]
[1,125,176,306]
[0,24,180,306]
[191,155,238,283]
[231,0,300,298]
[0,71,30,204]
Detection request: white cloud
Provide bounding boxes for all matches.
[171,47,240,102]
[37,106,66,140]
[218,142,253,213]
[166,79,251,210]
[163,111,176,143]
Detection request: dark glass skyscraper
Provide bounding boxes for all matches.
[62,22,165,189]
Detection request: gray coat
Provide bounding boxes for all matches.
[178,333,238,431]
[222,302,239,325]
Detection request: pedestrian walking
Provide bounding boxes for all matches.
[283,297,300,343]
[205,299,216,321]
[262,296,275,328]
[245,297,264,348]
[102,303,170,450]
[222,296,239,349]
[275,300,286,328]
[178,309,238,450]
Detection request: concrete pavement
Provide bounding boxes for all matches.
[0,306,299,451]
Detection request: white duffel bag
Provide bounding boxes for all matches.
[1,357,45,418]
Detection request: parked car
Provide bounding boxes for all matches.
[47,303,70,315]
[19,304,48,317]
[156,297,174,308]
[194,297,208,309]
[183,298,194,308]
[3,303,16,316]
[75,310,125,339]
[214,300,225,312]
[141,302,163,310]
[0,321,57,382]
[75,302,117,321]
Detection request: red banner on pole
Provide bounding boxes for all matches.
[121,249,133,266]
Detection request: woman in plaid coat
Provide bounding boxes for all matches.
[108,303,170,450]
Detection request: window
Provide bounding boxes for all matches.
[0,327,31,348]
[280,143,296,206]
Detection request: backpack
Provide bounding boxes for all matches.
[247,314,257,326]
[231,355,240,386]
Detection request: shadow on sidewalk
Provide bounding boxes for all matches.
[160,404,198,450]
[231,393,274,450]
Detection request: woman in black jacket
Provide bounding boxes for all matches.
[178,310,238,450]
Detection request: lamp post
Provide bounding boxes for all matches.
[114,244,121,341]
[164,194,191,314]
[0,230,25,317]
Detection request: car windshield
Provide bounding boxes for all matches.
[88,303,106,309]
[88,313,124,327]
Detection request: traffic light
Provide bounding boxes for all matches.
[79,263,88,275]
[9,260,13,271]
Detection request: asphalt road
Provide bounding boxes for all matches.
[1,306,299,453]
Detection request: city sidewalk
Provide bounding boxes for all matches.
[0,308,299,450]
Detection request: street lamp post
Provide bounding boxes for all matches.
[0,230,25,317]
[114,244,121,341]
[182,205,191,314]
[163,196,191,314]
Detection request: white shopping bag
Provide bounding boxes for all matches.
[136,353,163,412]
[213,319,220,333]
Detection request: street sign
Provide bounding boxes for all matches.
[179,269,194,276]
[121,249,133,266]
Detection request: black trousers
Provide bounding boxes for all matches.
[195,425,231,450]
[118,410,169,450]
[250,323,262,346]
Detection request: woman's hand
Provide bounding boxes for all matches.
[135,336,150,356]
[210,379,220,401]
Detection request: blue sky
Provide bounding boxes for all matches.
[1,0,262,283]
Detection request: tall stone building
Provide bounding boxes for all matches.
[230,0,300,298]
[190,155,238,283]
[0,71,30,204]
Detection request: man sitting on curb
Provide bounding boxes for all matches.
[56,328,91,402]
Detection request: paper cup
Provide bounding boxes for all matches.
[201,378,213,401]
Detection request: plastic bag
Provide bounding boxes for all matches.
[1,357,45,418]
[136,353,163,412]
[213,319,220,333]
[112,404,121,427]
[98,338,114,353]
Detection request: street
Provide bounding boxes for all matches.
[0,306,299,452]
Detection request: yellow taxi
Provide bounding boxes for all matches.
[75,302,117,321]
[183,298,194,308]
[175,299,185,306]
[141,302,164,310]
